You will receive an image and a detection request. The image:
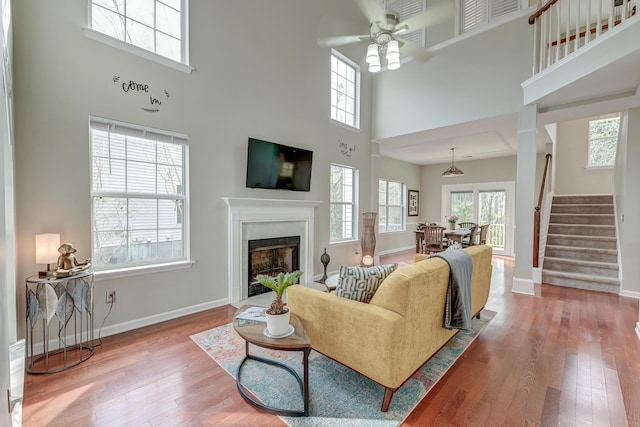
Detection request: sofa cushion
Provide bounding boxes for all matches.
[335,263,398,303]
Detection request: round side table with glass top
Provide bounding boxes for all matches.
[25,270,95,374]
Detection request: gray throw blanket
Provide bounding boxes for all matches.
[433,249,473,330]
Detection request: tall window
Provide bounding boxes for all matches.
[460,0,519,34]
[90,0,187,64]
[330,50,360,129]
[90,117,188,270]
[378,179,405,232]
[330,164,357,242]
[588,115,620,168]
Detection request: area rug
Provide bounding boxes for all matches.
[190,309,495,426]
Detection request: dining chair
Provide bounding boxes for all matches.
[477,224,490,245]
[457,222,477,247]
[423,225,447,254]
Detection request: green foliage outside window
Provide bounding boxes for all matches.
[588,116,619,167]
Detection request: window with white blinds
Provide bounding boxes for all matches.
[89,117,188,270]
[461,0,519,33]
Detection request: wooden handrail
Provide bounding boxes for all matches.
[529,0,560,25]
[533,153,552,268]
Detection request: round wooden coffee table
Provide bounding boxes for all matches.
[233,305,311,417]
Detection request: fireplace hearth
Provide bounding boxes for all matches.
[248,236,300,297]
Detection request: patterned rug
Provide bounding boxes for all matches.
[190,309,495,426]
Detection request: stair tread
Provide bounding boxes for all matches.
[548,223,615,227]
[542,269,620,284]
[547,233,616,240]
[544,256,619,269]
[545,245,617,254]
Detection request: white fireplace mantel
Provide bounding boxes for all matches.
[222,197,322,304]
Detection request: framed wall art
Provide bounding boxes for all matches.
[408,189,419,217]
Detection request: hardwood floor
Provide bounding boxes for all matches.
[22,253,640,426]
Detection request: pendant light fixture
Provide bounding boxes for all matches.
[442,148,464,177]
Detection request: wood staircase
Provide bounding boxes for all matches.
[542,194,620,294]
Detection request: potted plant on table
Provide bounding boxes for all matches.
[446,215,458,230]
[255,270,303,337]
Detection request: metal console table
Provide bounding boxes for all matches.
[25,270,95,374]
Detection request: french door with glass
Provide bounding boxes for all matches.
[442,181,514,255]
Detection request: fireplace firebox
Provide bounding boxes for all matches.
[248,236,300,297]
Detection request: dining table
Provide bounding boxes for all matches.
[444,228,471,244]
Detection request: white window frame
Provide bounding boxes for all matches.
[378,179,406,233]
[587,115,620,170]
[89,116,193,278]
[84,0,193,74]
[330,163,359,243]
[330,49,360,131]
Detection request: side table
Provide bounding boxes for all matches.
[25,270,95,374]
[233,305,310,417]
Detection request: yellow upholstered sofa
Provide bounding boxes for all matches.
[286,245,493,412]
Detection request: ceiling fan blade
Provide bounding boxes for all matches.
[317,14,371,47]
[318,34,371,48]
[397,38,432,62]
[393,1,455,35]
[354,0,386,24]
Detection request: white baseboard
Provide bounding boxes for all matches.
[532,267,542,284]
[513,277,535,295]
[28,298,229,356]
[619,290,640,299]
[378,246,414,256]
[97,298,229,338]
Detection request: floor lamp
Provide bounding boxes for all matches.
[361,212,377,267]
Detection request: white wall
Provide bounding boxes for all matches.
[555,116,615,195]
[372,15,533,140]
[376,154,421,255]
[1,0,16,423]
[614,109,640,296]
[12,0,375,338]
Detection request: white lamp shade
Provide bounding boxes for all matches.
[386,40,400,61]
[368,61,381,73]
[366,43,380,64]
[387,57,401,70]
[36,233,60,264]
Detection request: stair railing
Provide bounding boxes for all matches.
[529,0,637,75]
[534,153,552,268]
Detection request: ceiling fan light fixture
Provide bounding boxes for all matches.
[442,148,464,177]
[366,43,380,64]
[386,40,400,61]
[387,57,400,70]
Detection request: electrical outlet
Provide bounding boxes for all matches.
[106,291,116,304]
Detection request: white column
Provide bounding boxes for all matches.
[513,104,538,295]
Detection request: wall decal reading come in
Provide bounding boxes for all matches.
[113,76,170,113]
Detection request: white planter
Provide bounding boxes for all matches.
[265,309,291,336]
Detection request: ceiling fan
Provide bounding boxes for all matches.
[318,0,454,72]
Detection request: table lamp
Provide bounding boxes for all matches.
[36,233,60,277]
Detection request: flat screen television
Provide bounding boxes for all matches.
[246,138,313,192]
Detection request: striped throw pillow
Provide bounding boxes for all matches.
[335,263,398,303]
